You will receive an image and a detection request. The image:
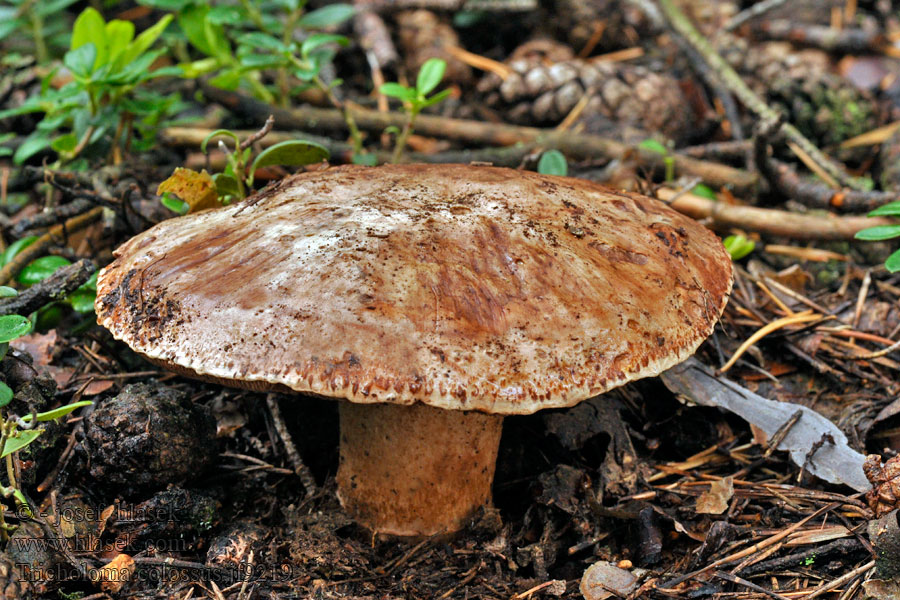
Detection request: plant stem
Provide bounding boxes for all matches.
[391,109,418,164]
[5,455,15,492]
[278,8,302,107]
[28,9,47,64]
[313,75,364,155]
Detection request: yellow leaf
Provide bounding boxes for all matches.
[157,168,220,213]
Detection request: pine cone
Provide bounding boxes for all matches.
[0,553,34,599]
[395,10,471,85]
[721,38,878,161]
[550,0,653,54]
[477,56,696,143]
[865,454,900,517]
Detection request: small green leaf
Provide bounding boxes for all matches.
[299,4,355,28]
[723,234,755,260]
[868,201,900,217]
[250,140,329,177]
[238,32,287,52]
[691,184,718,200]
[105,19,135,66]
[638,138,668,156]
[64,43,98,78]
[71,8,106,65]
[1,429,43,458]
[67,290,96,314]
[854,225,900,241]
[0,315,31,343]
[300,33,348,58]
[17,256,72,286]
[161,193,189,215]
[0,287,17,298]
[537,150,568,176]
[212,173,241,197]
[416,58,446,96]
[79,271,97,292]
[0,382,12,408]
[886,249,900,273]
[14,134,51,165]
[206,5,245,25]
[50,134,78,155]
[352,152,377,166]
[119,14,173,68]
[178,5,215,56]
[1,236,38,266]
[379,83,416,102]
[31,400,93,423]
[420,88,452,108]
[201,129,240,153]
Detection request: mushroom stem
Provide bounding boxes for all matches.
[336,401,504,538]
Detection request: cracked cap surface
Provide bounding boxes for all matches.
[96,164,733,414]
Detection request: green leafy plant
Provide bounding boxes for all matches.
[0,304,91,539]
[855,201,900,272]
[0,0,79,63]
[0,238,96,317]
[638,138,676,182]
[152,0,363,157]
[380,58,451,163]
[0,7,182,165]
[723,234,755,260]
[537,150,568,176]
[158,1,353,101]
[159,124,329,211]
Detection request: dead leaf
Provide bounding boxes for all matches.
[660,358,870,492]
[696,477,733,515]
[157,168,220,213]
[92,553,135,593]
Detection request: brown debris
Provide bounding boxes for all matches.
[477,55,697,143]
[395,10,472,84]
[865,454,900,517]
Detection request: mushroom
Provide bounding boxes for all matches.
[95,164,732,537]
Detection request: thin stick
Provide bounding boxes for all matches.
[0,207,102,286]
[719,311,826,373]
[657,0,866,190]
[724,0,790,31]
[799,560,874,599]
[265,393,317,494]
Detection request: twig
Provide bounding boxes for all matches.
[0,207,102,286]
[798,560,874,599]
[723,0,790,31]
[167,126,539,170]
[656,0,867,191]
[8,198,95,238]
[239,115,275,150]
[753,129,896,212]
[265,393,317,495]
[0,258,95,316]
[658,502,840,588]
[750,20,888,54]
[200,84,759,193]
[714,571,793,600]
[657,187,895,240]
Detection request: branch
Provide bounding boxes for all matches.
[655,0,868,191]
[200,84,760,194]
[0,207,103,286]
[0,259,95,316]
[659,187,893,240]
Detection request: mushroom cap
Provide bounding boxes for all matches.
[96,164,732,415]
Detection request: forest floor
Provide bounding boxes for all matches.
[3,0,900,598]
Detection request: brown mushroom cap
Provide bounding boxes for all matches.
[96,164,732,415]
